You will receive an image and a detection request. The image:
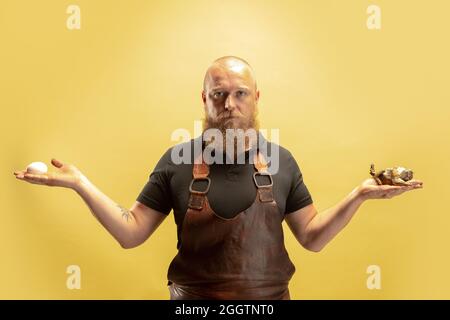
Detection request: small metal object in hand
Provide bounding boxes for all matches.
[370,163,414,186]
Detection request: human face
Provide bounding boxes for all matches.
[202,63,260,132]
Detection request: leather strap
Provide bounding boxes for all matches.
[253,151,274,202]
[188,152,210,210]
[193,152,209,178]
[253,151,268,173]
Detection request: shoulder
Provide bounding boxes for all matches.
[258,133,293,159]
[148,139,198,184]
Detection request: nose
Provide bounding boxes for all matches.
[224,94,236,111]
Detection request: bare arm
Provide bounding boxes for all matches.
[285,178,423,252]
[75,177,167,248]
[14,158,167,248]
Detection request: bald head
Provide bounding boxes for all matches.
[203,56,257,92]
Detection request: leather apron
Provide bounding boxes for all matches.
[167,150,295,300]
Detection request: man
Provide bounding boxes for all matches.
[14,56,423,300]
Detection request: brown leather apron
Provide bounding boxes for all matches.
[167,150,295,300]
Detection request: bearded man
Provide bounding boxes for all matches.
[14,56,423,300]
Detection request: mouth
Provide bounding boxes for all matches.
[220,115,236,122]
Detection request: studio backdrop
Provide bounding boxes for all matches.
[1,0,449,299]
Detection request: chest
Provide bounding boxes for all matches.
[169,163,288,219]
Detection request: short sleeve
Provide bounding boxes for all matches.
[136,149,173,215]
[285,154,313,214]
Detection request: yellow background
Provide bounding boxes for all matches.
[1,0,449,299]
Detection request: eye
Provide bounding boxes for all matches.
[236,90,248,97]
[213,91,225,99]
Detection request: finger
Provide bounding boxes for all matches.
[14,170,28,179]
[51,158,64,168]
[15,173,26,180]
[386,185,418,197]
[408,180,423,187]
[23,173,49,185]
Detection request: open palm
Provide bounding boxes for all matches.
[358,178,423,200]
[14,158,83,189]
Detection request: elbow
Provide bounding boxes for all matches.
[118,238,142,249]
[301,235,325,253]
[304,243,324,253]
[120,242,138,249]
[118,232,150,249]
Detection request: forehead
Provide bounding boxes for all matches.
[205,64,254,89]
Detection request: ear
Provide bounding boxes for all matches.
[255,90,260,103]
[202,90,206,104]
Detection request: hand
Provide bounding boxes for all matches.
[357,178,423,201]
[14,158,86,190]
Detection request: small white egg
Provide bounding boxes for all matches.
[26,162,48,174]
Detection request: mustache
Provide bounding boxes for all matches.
[203,109,259,132]
[217,112,234,119]
[217,112,243,123]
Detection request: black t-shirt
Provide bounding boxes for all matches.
[137,134,313,249]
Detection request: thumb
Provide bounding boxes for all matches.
[51,158,64,168]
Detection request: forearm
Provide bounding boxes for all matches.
[305,186,365,252]
[73,175,138,247]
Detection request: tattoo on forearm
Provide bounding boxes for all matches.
[117,204,133,222]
